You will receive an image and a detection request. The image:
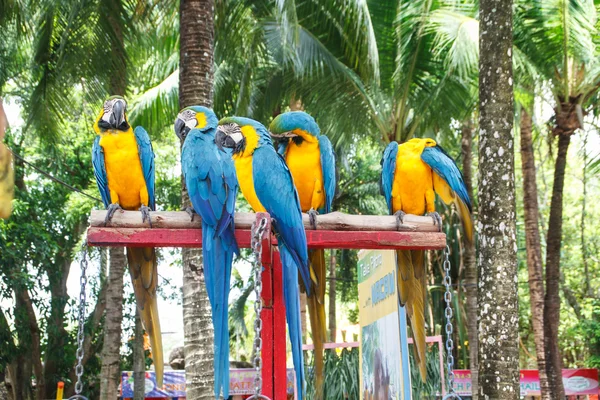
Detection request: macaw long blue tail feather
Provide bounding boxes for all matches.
[203,221,233,399]
[280,244,305,400]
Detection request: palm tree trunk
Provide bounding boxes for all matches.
[477,0,519,397]
[328,250,337,342]
[100,6,128,397]
[133,310,145,400]
[581,133,590,296]
[460,119,478,400]
[519,109,551,399]
[300,292,308,340]
[15,288,44,400]
[179,1,216,398]
[44,251,78,398]
[543,133,570,399]
[99,248,126,400]
[11,294,35,400]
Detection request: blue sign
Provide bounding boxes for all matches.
[121,371,185,398]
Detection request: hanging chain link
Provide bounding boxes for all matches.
[69,241,90,400]
[442,245,461,400]
[248,218,270,400]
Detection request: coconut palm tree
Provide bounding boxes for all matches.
[286,0,478,147]
[513,1,600,396]
[477,0,519,397]
[178,0,217,398]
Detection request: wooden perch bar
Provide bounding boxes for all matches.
[89,210,439,232]
[87,210,446,250]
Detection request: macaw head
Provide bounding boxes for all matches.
[269,111,320,145]
[407,137,437,152]
[216,116,272,158]
[174,105,218,141]
[96,96,130,132]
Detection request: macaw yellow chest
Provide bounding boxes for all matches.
[285,141,324,212]
[393,151,433,215]
[99,131,148,210]
[233,154,266,213]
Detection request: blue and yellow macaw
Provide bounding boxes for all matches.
[91,96,163,386]
[380,138,473,381]
[269,111,335,399]
[216,116,310,399]
[0,100,13,220]
[175,106,239,399]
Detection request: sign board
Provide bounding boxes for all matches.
[120,369,296,398]
[358,249,411,400]
[452,369,600,396]
[120,371,185,398]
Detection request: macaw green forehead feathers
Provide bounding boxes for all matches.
[270,111,320,137]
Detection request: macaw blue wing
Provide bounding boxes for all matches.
[421,144,473,241]
[134,126,156,210]
[421,145,472,212]
[92,136,111,208]
[380,141,398,214]
[318,135,336,214]
[182,129,238,236]
[252,145,309,399]
[181,128,239,398]
[253,147,310,292]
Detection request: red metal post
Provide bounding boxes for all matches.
[255,213,275,398]
[254,213,288,400]
[271,252,288,398]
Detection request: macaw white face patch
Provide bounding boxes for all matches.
[101,98,127,124]
[219,123,244,144]
[178,109,197,129]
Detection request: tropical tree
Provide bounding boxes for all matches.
[301,1,476,141]
[460,116,478,397]
[178,0,216,398]
[513,0,600,396]
[516,94,550,398]
[477,0,519,398]
[99,0,130,396]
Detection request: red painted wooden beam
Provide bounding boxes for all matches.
[86,227,446,250]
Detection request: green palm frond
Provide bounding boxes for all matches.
[514,0,600,98]
[367,0,398,88]
[128,69,179,134]
[296,0,380,82]
[23,0,138,143]
[229,266,254,338]
[129,7,179,92]
[429,9,479,78]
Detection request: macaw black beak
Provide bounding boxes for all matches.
[111,100,129,130]
[174,118,188,141]
[216,125,245,154]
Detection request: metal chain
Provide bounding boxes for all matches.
[442,245,462,400]
[248,218,270,400]
[69,242,90,400]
